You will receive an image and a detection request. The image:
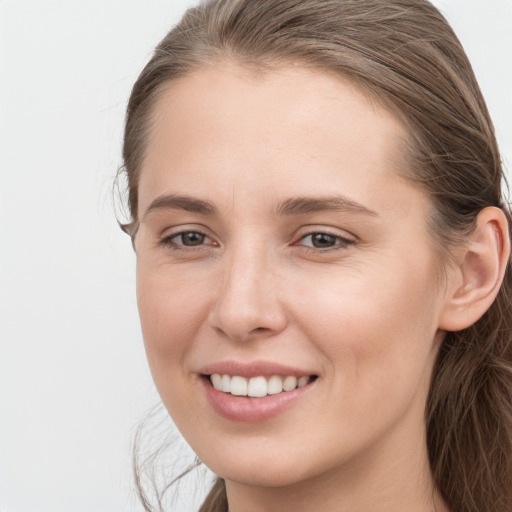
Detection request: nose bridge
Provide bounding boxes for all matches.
[210,240,286,341]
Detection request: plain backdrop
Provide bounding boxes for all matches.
[0,1,510,511]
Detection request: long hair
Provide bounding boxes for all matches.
[121,1,512,511]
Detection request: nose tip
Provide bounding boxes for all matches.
[212,305,287,342]
[208,259,287,342]
[213,322,279,344]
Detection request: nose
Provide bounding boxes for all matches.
[208,246,288,342]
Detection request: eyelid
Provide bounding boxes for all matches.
[157,222,211,238]
[295,225,356,241]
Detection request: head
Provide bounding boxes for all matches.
[121,1,512,511]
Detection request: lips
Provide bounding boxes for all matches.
[199,360,318,422]
[199,360,316,379]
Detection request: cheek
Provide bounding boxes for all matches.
[292,260,441,386]
[288,274,440,460]
[136,263,211,378]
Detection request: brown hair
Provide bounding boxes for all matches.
[121,1,512,511]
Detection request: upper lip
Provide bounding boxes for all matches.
[199,360,317,378]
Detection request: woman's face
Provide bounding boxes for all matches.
[135,64,451,489]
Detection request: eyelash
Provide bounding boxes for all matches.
[159,230,356,253]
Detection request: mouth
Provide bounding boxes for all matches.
[206,373,318,398]
[198,361,319,422]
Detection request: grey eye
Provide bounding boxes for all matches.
[301,233,339,249]
[309,233,338,248]
[298,232,354,250]
[177,232,207,246]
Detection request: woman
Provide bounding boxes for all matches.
[120,1,512,511]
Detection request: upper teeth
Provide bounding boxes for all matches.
[210,374,312,397]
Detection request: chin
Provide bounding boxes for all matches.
[193,432,341,490]
[210,459,312,489]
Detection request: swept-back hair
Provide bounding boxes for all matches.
[121,1,512,511]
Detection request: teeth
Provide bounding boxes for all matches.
[221,374,231,393]
[247,376,267,397]
[210,374,313,397]
[211,373,222,389]
[267,375,283,395]
[230,376,248,396]
[297,376,310,388]
[283,376,298,391]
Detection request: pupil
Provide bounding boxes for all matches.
[312,233,335,248]
[183,232,204,246]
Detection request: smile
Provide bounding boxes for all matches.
[209,374,315,397]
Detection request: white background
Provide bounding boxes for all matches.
[0,1,510,511]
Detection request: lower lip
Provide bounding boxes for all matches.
[201,377,316,423]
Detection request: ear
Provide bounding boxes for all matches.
[439,207,511,332]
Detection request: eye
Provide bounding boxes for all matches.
[298,232,355,250]
[160,230,215,249]
[175,231,208,246]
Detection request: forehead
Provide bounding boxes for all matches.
[138,62,420,218]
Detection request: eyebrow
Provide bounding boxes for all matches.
[142,194,218,220]
[141,193,378,221]
[275,195,378,217]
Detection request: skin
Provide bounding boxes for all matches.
[135,62,455,512]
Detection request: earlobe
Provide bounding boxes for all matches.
[439,207,511,332]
